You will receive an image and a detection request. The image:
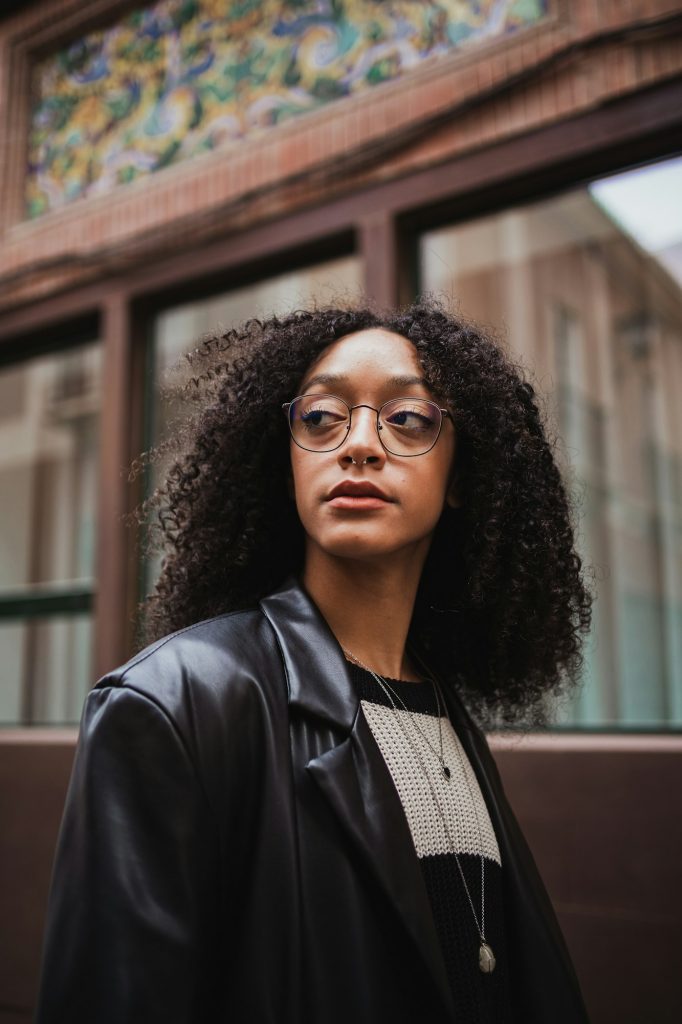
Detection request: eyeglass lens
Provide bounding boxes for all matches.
[289,395,442,455]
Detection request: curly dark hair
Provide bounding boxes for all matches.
[131,296,595,730]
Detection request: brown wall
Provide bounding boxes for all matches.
[492,734,682,1024]
[0,732,76,1024]
[2,732,681,1023]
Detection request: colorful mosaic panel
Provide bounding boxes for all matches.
[26,0,548,218]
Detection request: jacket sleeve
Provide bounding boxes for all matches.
[34,683,221,1024]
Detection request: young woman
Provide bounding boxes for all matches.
[35,299,594,1023]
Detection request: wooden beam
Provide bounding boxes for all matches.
[358,211,400,309]
[94,292,133,680]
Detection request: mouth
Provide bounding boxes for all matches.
[326,481,394,510]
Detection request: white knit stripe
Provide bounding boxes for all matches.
[360,700,501,865]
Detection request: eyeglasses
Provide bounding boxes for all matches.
[282,393,451,457]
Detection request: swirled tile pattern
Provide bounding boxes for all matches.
[26,0,548,218]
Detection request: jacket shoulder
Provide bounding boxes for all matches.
[91,607,281,721]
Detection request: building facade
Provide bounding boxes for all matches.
[0,1,681,1020]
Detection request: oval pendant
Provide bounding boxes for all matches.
[479,942,496,973]
[442,764,451,780]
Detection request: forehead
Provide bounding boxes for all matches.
[303,328,420,381]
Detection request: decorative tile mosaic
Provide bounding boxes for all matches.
[26,0,548,218]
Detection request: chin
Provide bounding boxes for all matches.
[313,527,414,562]
[326,542,397,562]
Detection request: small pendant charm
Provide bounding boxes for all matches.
[479,942,496,973]
[441,762,451,780]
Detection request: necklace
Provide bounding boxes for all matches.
[343,647,496,975]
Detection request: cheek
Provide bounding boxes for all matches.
[289,453,303,504]
[402,455,451,509]
[289,449,319,518]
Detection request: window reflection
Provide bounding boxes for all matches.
[0,341,101,724]
[420,158,682,728]
[0,614,93,725]
[143,255,362,591]
[0,344,100,591]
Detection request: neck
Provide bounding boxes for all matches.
[301,543,428,681]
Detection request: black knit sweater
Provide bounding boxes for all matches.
[347,660,514,1023]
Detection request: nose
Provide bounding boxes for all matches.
[339,405,386,467]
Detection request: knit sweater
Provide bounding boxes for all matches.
[347,660,514,1023]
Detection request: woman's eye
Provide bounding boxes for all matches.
[300,407,346,429]
[385,408,434,431]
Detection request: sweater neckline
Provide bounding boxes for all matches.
[344,657,427,686]
[345,659,443,718]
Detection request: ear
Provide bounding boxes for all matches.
[446,461,462,508]
[446,488,462,509]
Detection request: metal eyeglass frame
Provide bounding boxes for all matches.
[281,393,451,457]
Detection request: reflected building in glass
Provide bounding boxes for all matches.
[0,342,101,723]
[420,177,682,728]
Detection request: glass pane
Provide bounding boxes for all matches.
[143,255,362,589]
[0,341,102,592]
[154,254,362,374]
[420,156,682,729]
[0,613,93,725]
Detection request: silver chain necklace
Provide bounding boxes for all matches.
[343,647,496,974]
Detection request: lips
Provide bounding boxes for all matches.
[327,481,393,501]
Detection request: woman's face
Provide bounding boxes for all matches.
[288,328,458,567]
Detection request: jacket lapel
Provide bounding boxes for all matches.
[260,575,456,1020]
[306,713,457,1019]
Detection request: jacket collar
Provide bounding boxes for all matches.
[259,570,476,737]
[259,571,357,731]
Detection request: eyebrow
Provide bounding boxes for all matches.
[301,372,430,391]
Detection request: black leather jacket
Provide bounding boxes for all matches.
[35,574,589,1023]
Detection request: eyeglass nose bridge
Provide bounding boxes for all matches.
[345,403,384,443]
[328,403,384,456]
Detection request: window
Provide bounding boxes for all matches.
[419,156,682,729]
[0,341,102,724]
[141,254,362,595]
